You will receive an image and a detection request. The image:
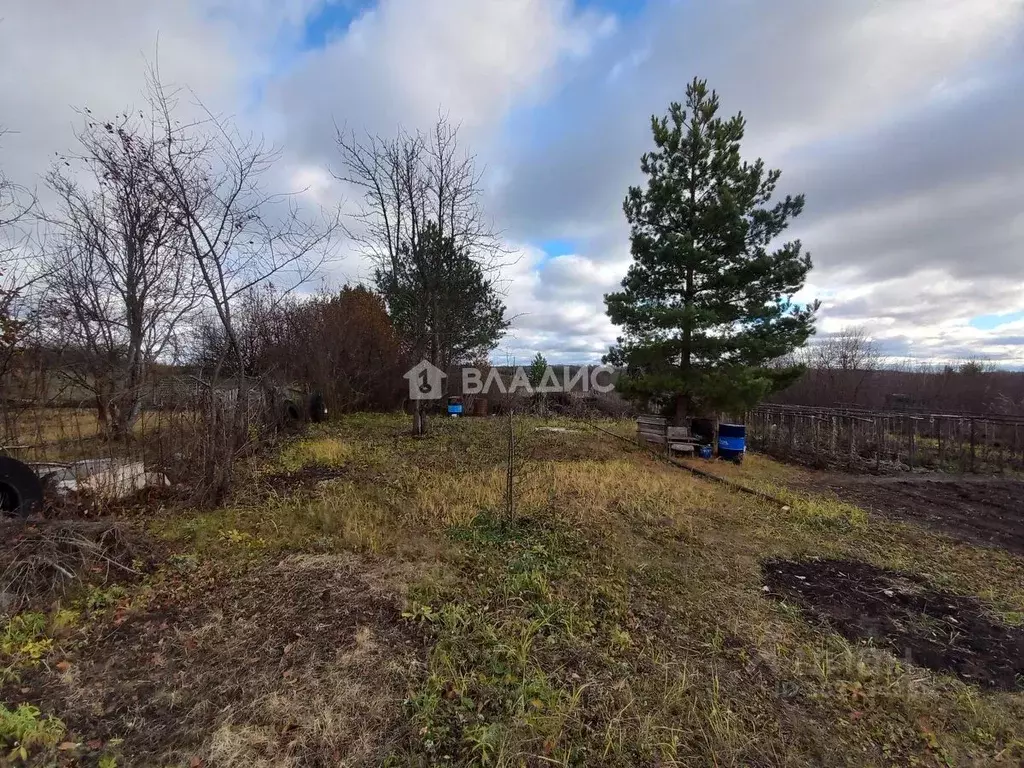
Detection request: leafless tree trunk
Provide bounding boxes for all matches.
[43,113,195,439]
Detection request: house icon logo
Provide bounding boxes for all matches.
[404,360,446,400]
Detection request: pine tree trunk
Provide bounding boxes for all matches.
[672,395,689,427]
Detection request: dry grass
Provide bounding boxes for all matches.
[277,436,354,472]
[4,413,1024,766]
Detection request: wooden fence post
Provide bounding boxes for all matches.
[847,416,855,469]
[875,417,882,472]
[969,419,976,473]
[908,417,916,469]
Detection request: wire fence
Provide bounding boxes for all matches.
[747,403,1024,474]
[1,371,306,511]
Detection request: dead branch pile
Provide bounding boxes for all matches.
[0,521,147,614]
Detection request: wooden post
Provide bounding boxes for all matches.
[506,409,515,519]
[970,419,976,473]
[875,417,882,472]
[847,416,855,469]
[936,417,943,465]
[999,422,1005,473]
[908,417,916,469]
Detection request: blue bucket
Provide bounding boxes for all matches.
[717,423,746,460]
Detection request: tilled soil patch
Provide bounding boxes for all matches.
[762,557,1024,690]
[815,475,1024,554]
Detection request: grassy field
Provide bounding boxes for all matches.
[2,413,1023,766]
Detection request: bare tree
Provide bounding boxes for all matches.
[0,129,36,265]
[147,72,339,500]
[150,76,338,371]
[811,325,880,372]
[43,113,196,438]
[1,129,42,441]
[335,115,503,276]
[335,116,508,435]
[796,325,881,404]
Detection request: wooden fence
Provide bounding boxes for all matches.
[746,404,1024,474]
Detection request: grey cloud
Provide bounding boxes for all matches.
[493,0,1020,243]
[490,0,1024,362]
[988,335,1024,347]
[823,279,1024,326]
[5,0,1023,366]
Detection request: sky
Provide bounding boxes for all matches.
[2,0,1024,366]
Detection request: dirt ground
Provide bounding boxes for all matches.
[810,474,1024,555]
[8,552,425,766]
[762,557,1024,691]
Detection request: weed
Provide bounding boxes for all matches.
[219,528,267,549]
[1,613,51,660]
[1,613,54,683]
[77,584,128,613]
[0,703,65,763]
[16,413,1024,766]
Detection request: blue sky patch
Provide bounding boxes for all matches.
[969,311,1024,330]
[576,0,648,23]
[537,238,579,258]
[301,0,373,50]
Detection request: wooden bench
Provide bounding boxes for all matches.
[667,426,698,457]
[637,418,699,458]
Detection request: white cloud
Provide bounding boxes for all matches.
[266,0,614,159]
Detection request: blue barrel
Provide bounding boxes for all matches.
[718,423,746,460]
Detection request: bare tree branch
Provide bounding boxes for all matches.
[148,70,340,369]
[41,110,197,437]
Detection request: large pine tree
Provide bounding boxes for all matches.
[605,78,818,422]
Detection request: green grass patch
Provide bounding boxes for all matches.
[0,704,65,763]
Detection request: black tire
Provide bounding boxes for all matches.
[309,392,328,423]
[0,456,44,519]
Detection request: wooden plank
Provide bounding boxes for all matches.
[637,416,667,428]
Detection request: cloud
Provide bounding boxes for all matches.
[492,0,1024,362]
[3,0,1024,366]
[0,1,264,191]
[265,0,614,161]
